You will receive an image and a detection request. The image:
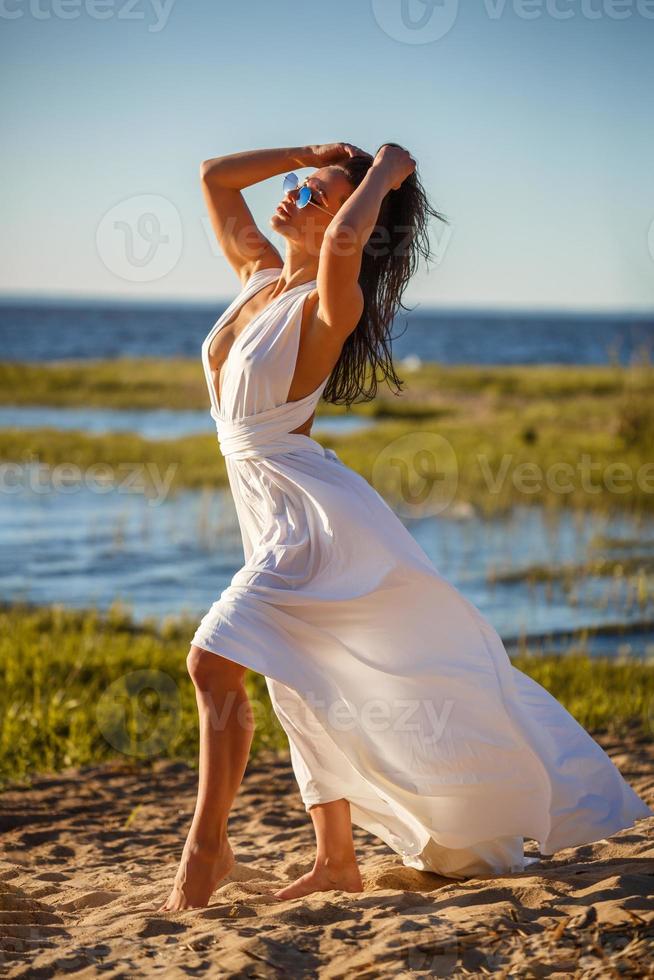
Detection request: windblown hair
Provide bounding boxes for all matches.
[322,144,449,407]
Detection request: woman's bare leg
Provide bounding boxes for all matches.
[159,645,255,911]
[273,798,364,900]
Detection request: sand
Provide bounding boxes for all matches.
[1,728,652,978]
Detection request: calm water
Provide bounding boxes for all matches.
[3,480,653,657]
[1,298,652,365]
[0,405,373,439]
[2,297,652,655]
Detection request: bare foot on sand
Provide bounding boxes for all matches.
[159,838,235,911]
[273,860,364,900]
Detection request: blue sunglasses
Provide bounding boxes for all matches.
[282,173,336,216]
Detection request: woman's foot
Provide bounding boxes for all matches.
[273,859,363,900]
[158,837,235,911]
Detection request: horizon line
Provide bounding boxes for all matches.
[0,291,652,320]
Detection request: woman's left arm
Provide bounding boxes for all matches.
[317,145,416,339]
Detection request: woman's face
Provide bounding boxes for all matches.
[269,166,354,249]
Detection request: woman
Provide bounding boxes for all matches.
[159,142,651,911]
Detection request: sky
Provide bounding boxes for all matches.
[1,0,653,312]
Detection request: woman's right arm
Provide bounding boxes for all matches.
[200,145,320,285]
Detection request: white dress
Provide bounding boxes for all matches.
[191,267,652,879]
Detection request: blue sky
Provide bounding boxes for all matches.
[1,0,653,311]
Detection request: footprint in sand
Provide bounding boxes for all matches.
[140,917,189,937]
[58,890,120,911]
[199,903,258,920]
[35,871,69,882]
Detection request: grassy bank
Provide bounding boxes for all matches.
[0,600,288,791]
[1,601,652,791]
[2,397,653,515]
[1,357,653,415]
[2,360,653,515]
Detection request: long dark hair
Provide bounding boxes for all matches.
[322,144,449,407]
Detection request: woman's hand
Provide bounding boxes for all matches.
[372,144,416,190]
[306,142,373,167]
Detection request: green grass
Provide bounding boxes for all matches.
[1,358,652,412]
[1,601,652,791]
[0,358,206,410]
[1,360,653,515]
[0,601,289,791]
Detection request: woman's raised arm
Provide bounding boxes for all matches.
[200,145,320,284]
[316,145,416,340]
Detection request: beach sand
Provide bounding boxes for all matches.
[1,728,652,978]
